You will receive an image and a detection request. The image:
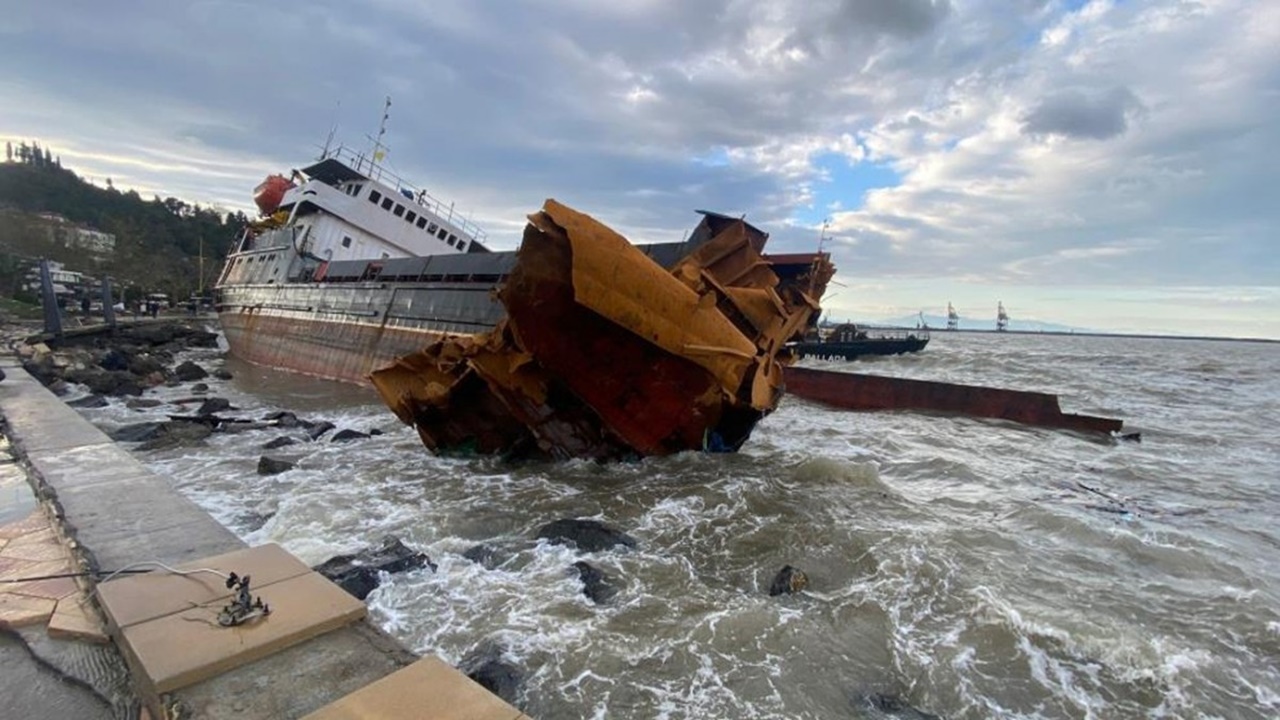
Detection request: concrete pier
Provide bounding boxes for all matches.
[0,358,525,719]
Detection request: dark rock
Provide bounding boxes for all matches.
[263,411,302,428]
[47,379,69,396]
[306,421,336,441]
[213,369,233,380]
[109,422,167,443]
[459,643,522,706]
[535,518,637,552]
[462,545,503,570]
[330,429,370,443]
[190,382,210,394]
[234,510,275,533]
[217,421,271,434]
[313,536,435,600]
[127,355,167,377]
[768,565,809,596]
[21,358,60,386]
[125,398,164,410]
[174,361,208,382]
[1120,432,1142,442]
[67,394,109,409]
[97,349,130,372]
[137,422,213,451]
[195,397,232,416]
[64,368,143,396]
[261,436,298,450]
[858,692,943,720]
[369,428,384,436]
[572,560,617,604]
[257,456,295,476]
[0,367,4,382]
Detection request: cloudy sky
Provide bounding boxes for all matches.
[3,0,1277,338]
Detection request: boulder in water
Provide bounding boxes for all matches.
[109,422,167,443]
[768,565,809,596]
[535,518,637,552]
[68,394,109,409]
[195,397,232,416]
[213,369,233,380]
[313,536,435,600]
[306,421,336,440]
[125,398,164,410]
[572,560,617,604]
[459,642,522,706]
[174,361,209,382]
[257,456,295,476]
[462,544,504,570]
[330,429,370,443]
[138,421,213,451]
[261,436,298,450]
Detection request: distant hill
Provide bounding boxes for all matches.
[873,313,1091,334]
[0,140,248,301]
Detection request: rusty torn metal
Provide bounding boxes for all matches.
[782,366,1124,434]
[371,200,834,460]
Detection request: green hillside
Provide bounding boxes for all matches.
[0,140,249,302]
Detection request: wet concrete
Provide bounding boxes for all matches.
[0,358,416,718]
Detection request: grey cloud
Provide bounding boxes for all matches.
[1021,87,1143,140]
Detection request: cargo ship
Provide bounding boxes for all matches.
[214,144,830,388]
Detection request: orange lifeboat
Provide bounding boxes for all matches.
[253,174,295,216]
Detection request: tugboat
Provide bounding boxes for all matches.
[791,322,929,360]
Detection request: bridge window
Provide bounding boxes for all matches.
[342,236,352,248]
[393,204,405,217]
[406,211,417,224]
[368,190,382,204]
[437,228,448,240]
[381,197,393,211]
[447,234,458,246]
[428,222,438,233]
[416,217,427,229]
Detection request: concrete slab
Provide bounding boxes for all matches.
[120,571,367,694]
[0,375,114,452]
[24,442,158,492]
[97,543,311,631]
[301,656,527,720]
[48,594,109,643]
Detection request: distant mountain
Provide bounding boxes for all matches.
[871,313,1091,334]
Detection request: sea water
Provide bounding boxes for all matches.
[77,331,1280,719]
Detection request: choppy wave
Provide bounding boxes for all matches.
[70,333,1280,718]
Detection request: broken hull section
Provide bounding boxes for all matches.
[783,366,1123,434]
[372,201,833,460]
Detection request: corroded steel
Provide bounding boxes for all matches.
[372,201,833,459]
[783,366,1124,434]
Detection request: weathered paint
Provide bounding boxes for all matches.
[371,201,834,459]
[782,366,1124,434]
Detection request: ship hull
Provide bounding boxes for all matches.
[218,280,504,384]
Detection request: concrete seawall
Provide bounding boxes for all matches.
[0,358,421,718]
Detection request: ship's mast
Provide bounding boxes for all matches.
[364,96,392,177]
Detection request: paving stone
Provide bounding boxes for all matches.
[0,592,57,628]
[48,594,109,644]
[96,543,312,631]
[5,559,75,599]
[120,571,366,694]
[0,554,37,581]
[301,656,527,720]
[2,535,70,563]
[0,510,49,539]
